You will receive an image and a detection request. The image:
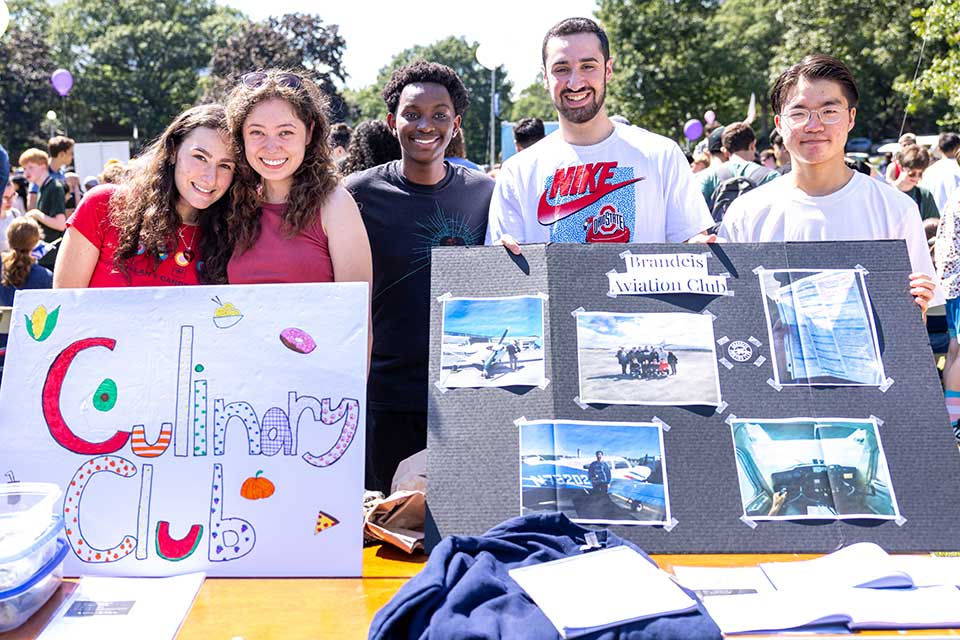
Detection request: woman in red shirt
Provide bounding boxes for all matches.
[223,70,371,287]
[53,104,236,288]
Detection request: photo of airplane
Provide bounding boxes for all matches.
[439,296,546,388]
[519,420,671,526]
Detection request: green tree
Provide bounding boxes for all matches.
[598,0,722,140]
[505,75,556,123]
[899,0,960,127]
[346,36,513,165]
[342,84,384,122]
[48,0,244,144]
[0,0,57,153]
[207,13,350,121]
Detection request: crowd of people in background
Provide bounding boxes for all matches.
[2,16,960,491]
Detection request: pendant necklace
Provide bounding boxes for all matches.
[174,225,198,267]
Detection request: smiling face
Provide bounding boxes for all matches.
[242,98,313,201]
[387,82,460,171]
[172,127,236,223]
[774,77,855,170]
[543,32,612,125]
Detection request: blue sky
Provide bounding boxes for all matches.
[522,421,663,459]
[218,0,596,94]
[443,296,543,338]
[577,312,715,350]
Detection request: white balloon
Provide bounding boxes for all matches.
[0,0,10,38]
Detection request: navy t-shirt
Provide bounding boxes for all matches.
[1,263,54,306]
[346,161,492,412]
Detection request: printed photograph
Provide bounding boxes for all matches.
[439,296,545,388]
[759,269,885,386]
[730,417,900,521]
[519,420,671,526]
[576,311,721,406]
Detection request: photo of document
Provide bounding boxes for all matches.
[575,311,721,406]
[438,295,546,388]
[730,417,900,521]
[519,420,671,526]
[759,269,885,386]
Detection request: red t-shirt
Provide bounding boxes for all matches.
[227,202,334,284]
[66,184,204,287]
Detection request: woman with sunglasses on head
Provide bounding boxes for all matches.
[224,70,372,290]
[53,104,236,288]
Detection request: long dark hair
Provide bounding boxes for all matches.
[110,104,234,284]
[225,70,339,253]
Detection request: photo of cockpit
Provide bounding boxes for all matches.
[731,418,900,520]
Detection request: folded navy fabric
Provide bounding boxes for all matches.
[369,513,721,640]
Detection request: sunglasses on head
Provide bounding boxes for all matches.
[240,71,303,90]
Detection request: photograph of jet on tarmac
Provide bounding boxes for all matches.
[519,420,671,526]
[731,418,900,521]
[576,311,721,406]
[439,296,545,388]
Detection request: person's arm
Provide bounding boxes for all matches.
[664,143,715,243]
[322,185,373,367]
[53,226,99,288]
[26,209,67,231]
[486,166,526,255]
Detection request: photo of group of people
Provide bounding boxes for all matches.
[519,420,671,526]
[759,269,886,387]
[439,295,546,388]
[576,311,721,406]
[730,417,900,521]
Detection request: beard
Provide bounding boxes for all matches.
[555,80,606,124]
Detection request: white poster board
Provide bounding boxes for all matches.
[0,284,367,577]
[73,141,131,182]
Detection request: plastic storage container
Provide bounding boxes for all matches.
[0,483,68,631]
[0,538,68,632]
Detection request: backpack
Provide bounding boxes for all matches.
[709,162,774,224]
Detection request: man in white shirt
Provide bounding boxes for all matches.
[921,132,960,212]
[718,54,939,314]
[486,17,713,250]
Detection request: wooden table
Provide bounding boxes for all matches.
[7,549,960,639]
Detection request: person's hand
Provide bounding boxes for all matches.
[686,231,722,243]
[769,488,787,516]
[495,234,522,256]
[25,209,43,221]
[909,272,936,314]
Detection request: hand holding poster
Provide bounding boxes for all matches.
[0,284,367,577]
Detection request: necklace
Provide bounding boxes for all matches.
[174,225,199,267]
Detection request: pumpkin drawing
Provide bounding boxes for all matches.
[240,470,275,500]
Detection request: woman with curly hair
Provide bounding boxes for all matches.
[341,120,401,176]
[53,104,236,288]
[224,70,371,286]
[1,217,53,306]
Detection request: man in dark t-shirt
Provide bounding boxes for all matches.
[346,61,492,493]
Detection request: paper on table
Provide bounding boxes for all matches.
[703,585,960,634]
[894,555,960,587]
[509,545,696,639]
[671,565,776,599]
[37,572,205,640]
[760,542,911,590]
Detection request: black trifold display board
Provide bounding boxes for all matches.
[426,241,960,553]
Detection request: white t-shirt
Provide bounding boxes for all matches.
[486,123,712,245]
[718,171,943,304]
[921,157,960,212]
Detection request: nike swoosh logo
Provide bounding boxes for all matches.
[537,177,645,225]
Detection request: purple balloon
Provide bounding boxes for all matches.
[683,118,703,141]
[51,69,73,97]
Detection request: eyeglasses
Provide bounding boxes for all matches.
[780,106,850,128]
[240,72,303,90]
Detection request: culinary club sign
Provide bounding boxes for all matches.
[0,284,367,577]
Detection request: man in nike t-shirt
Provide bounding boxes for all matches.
[486,17,713,248]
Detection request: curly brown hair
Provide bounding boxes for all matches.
[225,70,339,253]
[109,104,234,284]
[2,217,42,288]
